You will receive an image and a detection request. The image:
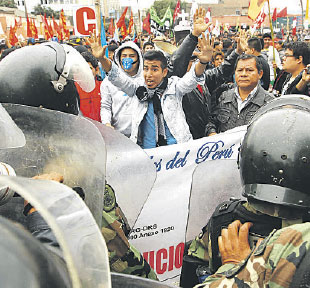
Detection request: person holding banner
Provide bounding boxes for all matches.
[91,12,214,148]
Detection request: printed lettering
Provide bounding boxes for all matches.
[143,242,185,274]
[156,249,167,274]
[196,141,235,163]
[166,150,190,170]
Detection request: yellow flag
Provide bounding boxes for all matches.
[248,0,267,20]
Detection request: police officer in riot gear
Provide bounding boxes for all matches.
[0,41,95,115]
[197,95,310,287]
[181,95,310,287]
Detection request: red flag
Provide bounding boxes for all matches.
[60,9,70,40]
[42,14,51,40]
[277,7,287,18]
[292,17,297,36]
[52,16,60,37]
[272,8,277,22]
[142,13,151,34]
[127,11,134,35]
[117,7,128,28]
[26,15,32,38]
[254,10,266,28]
[32,19,38,38]
[108,18,114,37]
[173,0,181,22]
[9,26,18,46]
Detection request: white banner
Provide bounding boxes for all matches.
[130,126,247,285]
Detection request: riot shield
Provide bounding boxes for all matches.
[186,159,245,241]
[89,120,157,228]
[0,103,25,149]
[0,104,106,226]
[0,176,111,288]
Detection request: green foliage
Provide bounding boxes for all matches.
[33,4,60,19]
[0,0,17,8]
[152,0,184,19]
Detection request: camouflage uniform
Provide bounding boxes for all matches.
[187,201,281,273]
[196,222,310,288]
[101,184,157,280]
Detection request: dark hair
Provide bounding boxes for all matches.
[108,43,118,52]
[286,41,310,66]
[212,51,224,62]
[235,54,263,73]
[213,41,221,48]
[143,50,167,69]
[263,33,271,39]
[118,47,138,64]
[143,41,155,50]
[81,51,98,68]
[247,37,262,52]
[74,45,89,54]
[223,39,233,50]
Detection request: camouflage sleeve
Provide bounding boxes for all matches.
[101,184,158,281]
[187,223,212,264]
[197,223,310,288]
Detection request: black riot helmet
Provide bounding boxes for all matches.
[0,42,95,115]
[239,103,310,211]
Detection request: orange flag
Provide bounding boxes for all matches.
[248,0,267,20]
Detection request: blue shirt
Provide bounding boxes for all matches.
[140,101,177,149]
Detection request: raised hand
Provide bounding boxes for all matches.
[192,7,212,37]
[88,30,112,72]
[197,33,214,64]
[236,29,248,55]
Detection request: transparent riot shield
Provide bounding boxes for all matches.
[0,104,106,227]
[186,159,245,241]
[89,120,157,228]
[0,103,25,149]
[0,175,111,288]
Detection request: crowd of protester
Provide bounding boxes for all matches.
[1,20,310,149]
[1,8,310,288]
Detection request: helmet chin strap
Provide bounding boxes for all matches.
[51,45,71,93]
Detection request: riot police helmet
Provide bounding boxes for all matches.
[239,102,310,212]
[0,41,95,115]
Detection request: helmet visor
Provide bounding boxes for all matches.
[62,44,95,92]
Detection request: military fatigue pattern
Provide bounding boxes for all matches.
[197,223,310,288]
[101,184,157,280]
[187,202,268,273]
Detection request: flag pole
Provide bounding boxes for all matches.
[267,0,276,83]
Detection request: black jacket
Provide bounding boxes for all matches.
[206,84,274,135]
[170,33,240,139]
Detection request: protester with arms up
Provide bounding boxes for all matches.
[170,9,247,139]
[91,19,213,148]
[100,41,143,136]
